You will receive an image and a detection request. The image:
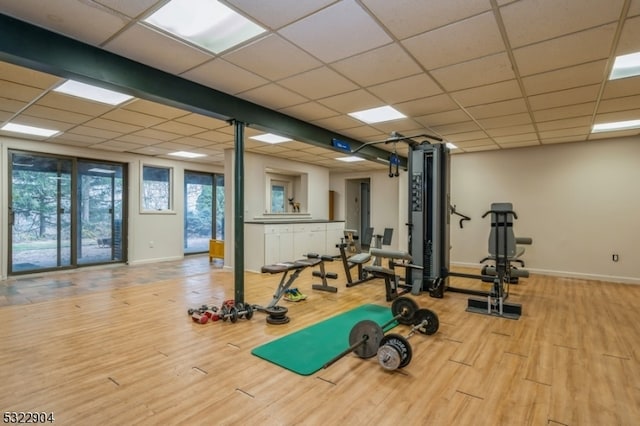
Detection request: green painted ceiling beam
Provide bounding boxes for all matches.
[0,14,407,168]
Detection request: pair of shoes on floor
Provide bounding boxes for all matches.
[283,288,307,302]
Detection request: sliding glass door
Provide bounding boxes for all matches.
[184,171,224,254]
[77,161,125,265]
[8,151,126,275]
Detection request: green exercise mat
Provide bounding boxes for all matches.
[251,304,396,376]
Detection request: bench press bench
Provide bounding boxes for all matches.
[364,248,421,301]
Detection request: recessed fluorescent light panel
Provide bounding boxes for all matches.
[144,0,266,54]
[336,156,365,162]
[446,142,458,149]
[1,123,59,137]
[348,106,407,124]
[168,151,207,158]
[592,119,640,133]
[609,51,640,80]
[250,133,292,144]
[54,80,133,105]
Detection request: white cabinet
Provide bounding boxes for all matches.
[244,221,344,272]
[264,224,293,265]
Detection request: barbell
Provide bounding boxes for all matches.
[322,297,421,369]
[377,308,439,371]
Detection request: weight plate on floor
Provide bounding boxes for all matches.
[413,308,439,335]
[391,297,419,325]
[379,333,412,369]
[220,305,229,321]
[245,304,254,320]
[229,307,238,323]
[349,320,384,359]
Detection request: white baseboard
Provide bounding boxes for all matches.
[450,261,640,285]
[128,255,184,266]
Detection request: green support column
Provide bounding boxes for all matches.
[233,120,245,304]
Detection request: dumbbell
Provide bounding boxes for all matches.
[188,304,218,324]
[219,302,254,323]
[377,308,439,371]
[323,296,420,368]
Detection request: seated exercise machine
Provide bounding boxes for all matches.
[406,143,531,319]
[362,248,419,301]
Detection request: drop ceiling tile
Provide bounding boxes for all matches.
[94,0,159,18]
[513,24,616,76]
[51,132,106,145]
[123,99,189,120]
[540,136,586,144]
[594,108,640,123]
[331,44,422,87]
[239,84,307,109]
[497,140,540,149]
[486,124,536,137]
[463,144,500,152]
[0,80,45,102]
[69,125,122,140]
[279,102,339,122]
[0,97,27,114]
[317,89,383,114]
[452,80,522,107]
[615,15,640,56]
[84,117,142,133]
[368,74,442,104]
[182,59,268,96]
[114,133,163,146]
[194,130,235,143]
[431,121,481,134]
[340,125,389,140]
[363,0,491,40]
[597,94,640,113]
[0,62,61,88]
[223,34,321,81]
[493,133,539,144]
[38,92,114,116]
[602,76,640,98]
[175,113,228,130]
[445,130,490,142]
[466,98,528,119]
[631,0,640,16]
[403,11,504,71]
[151,121,207,136]
[51,137,98,148]
[477,113,532,129]
[170,136,222,148]
[536,116,592,131]
[371,118,423,134]
[533,102,596,122]
[521,60,607,96]
[21,104,92,124]
[14,114,75,132]
[0,0,130,46]
[0,110,13,122]
[101,109,166,127]
[227,0,337,29]
[132,128,182,142]
[149,141,199,151]
[430,52,515,91]
[539,127,590,139]
[278,67,358,99]
[500,0,624,48]
[528,84,600,111]
[278,0,392,63]
[395,94,459,117]
[417,109,470,127]
[91,140,146,152]
[128,146,173,156]
[104,24,212,75]
[454,139,498,148]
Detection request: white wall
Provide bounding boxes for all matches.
[0,136,222,278]
[449,136,640,284]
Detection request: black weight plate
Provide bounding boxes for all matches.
[391,297,419,325]
[245,304,254,320]
[220,305,229,321]
[266,315,290,325]
[413,308,439,335]
[230,307,238,323]
[380,333,413,368]
[349,320,384,359]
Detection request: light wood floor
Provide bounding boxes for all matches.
[1,255,639,425]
